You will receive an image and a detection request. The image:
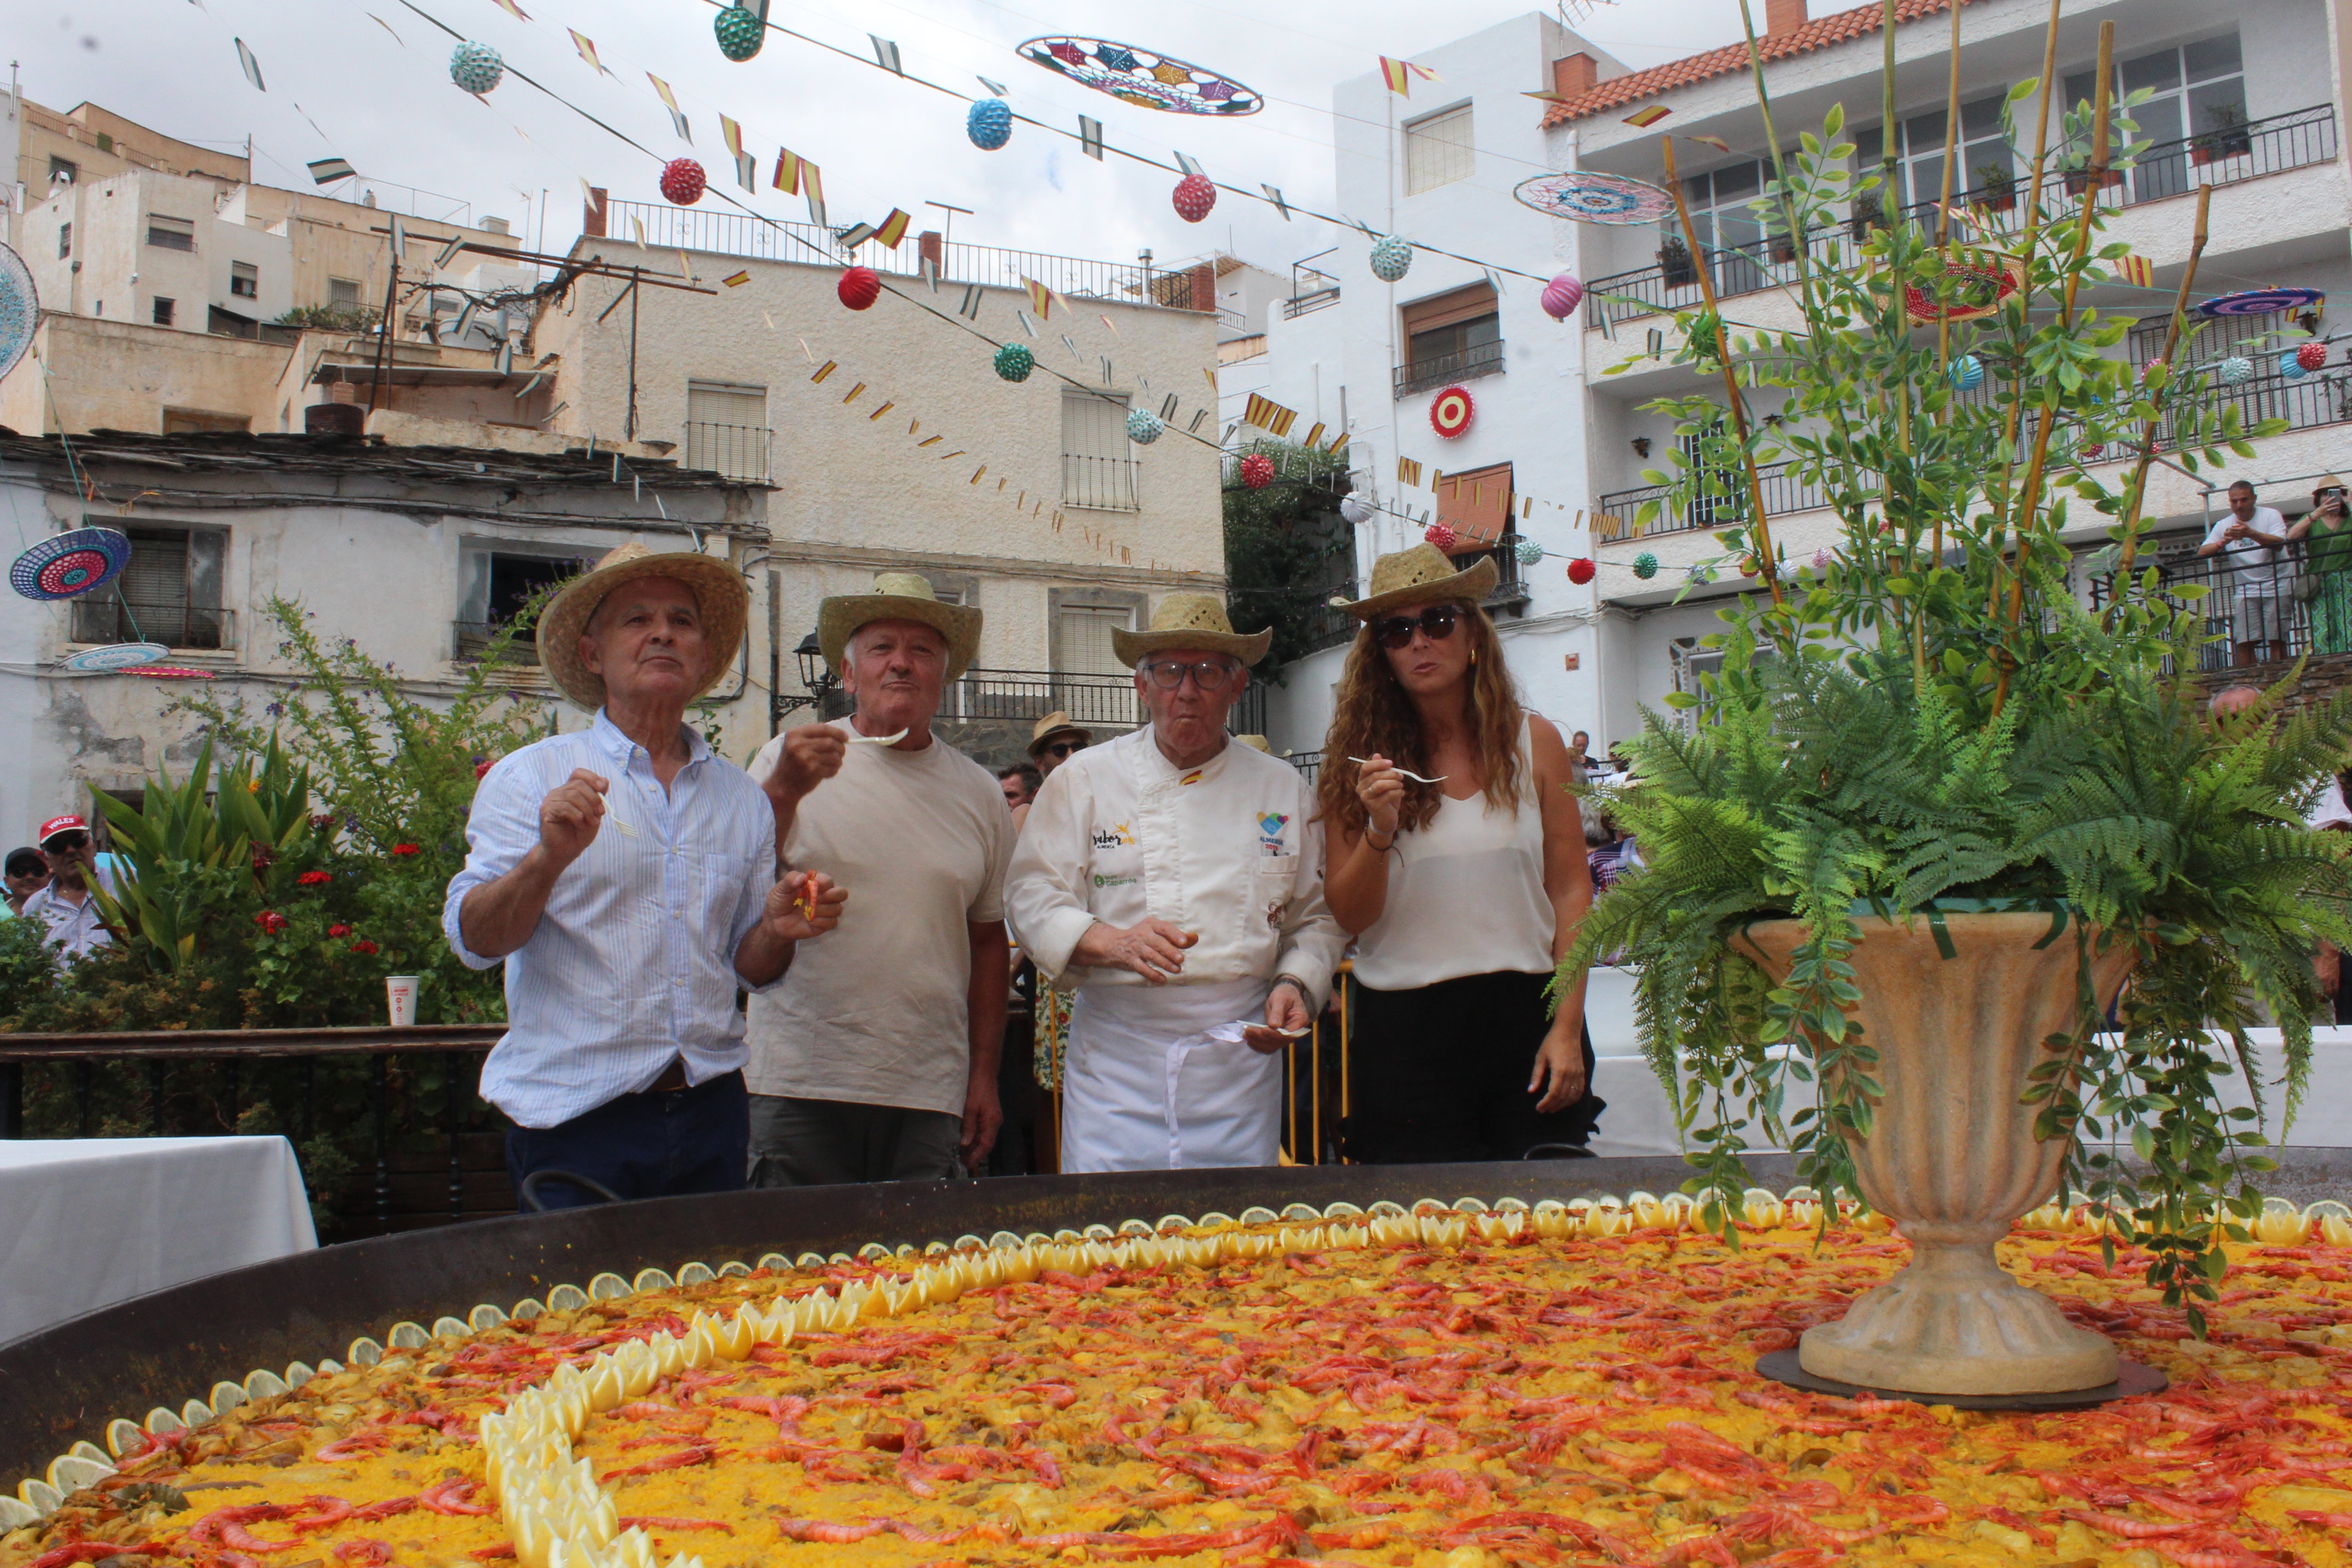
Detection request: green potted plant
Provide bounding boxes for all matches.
[1575,23,2342,1395]
[1973,161,2018,211]
[2191,102,2252,165]
[1656,232,1699,289]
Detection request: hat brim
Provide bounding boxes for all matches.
[1111,626,1274,668]
[539,552,750,710]
[1028,724,1093,756]
[1341,554,1499,620]
[818,595,983,681]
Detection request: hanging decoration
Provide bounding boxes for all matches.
[2281,350,2311,381]
[1015,37,1261,115]
[1125,407,1164,445]
[2196,286,2326,319]
[967,98,1012,150]
[2081,443,2106,460]
[1514,537,1545,566]
[2218,355,2254,386]
[1512,171,1676,225]
[1338,495,1373,525]
[1632,551,1660,580]
[2297,340,2330,373]
[1686,561,1716,584]
[1540,273,1584,322]
[129,666,216,681]
[1369,234,1413,283]
[713,5,764,62]
[1424,522,1459,551]
[1902,251,2024,325]
[1429,385,1475,439]
[1172,173,1217,223]
[449,40,505,95]
[1565,556,1597,585]
[659,158,707,206]
[1812,548,1835,570]
[61,642,172,674]
[0,242,34,384]
[838,265,882,311]
[1948,353,1985,392]
[11,528,133,601]
[1239,453,1275,490]
[993,342,1034,381]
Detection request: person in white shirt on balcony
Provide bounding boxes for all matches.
[1004,594,1346,1172]
[2199,480,2310,666]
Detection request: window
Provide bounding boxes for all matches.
[2071,34,2244,201]
[1679,420,1738,528]
[1061,390,1137,510]
[1434,463,1513,552]
[456,549,591,664]
[47,156,75,186]
[1678,158,1788,293]
[1398,282,1501,394]
[1854,93,2013,212]
[684,381,769,480]
[57,224,70,260]
[230,261,258,299]
[1058,605,1130,676]
[328,277,362,312]
[70,525,226,649]
[151,297,176,326]
[146,215,196,252]
[1403,103,1475,195]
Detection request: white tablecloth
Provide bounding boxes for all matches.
[0,1136,317,1346]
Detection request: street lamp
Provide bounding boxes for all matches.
[772,631,838,722]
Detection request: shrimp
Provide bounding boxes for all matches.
[2064,1509,2196,1540]
[601,1441,718,1480]
[312,1433,391,1462]
[421,1478,493,1516]
[775,1519,888,1543]
[332,1543,393,1566]
[617,1517,734,1533]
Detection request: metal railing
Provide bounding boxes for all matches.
[68,600,235,651]
[939,667,1268,735]
[2118,103,2337,207]
[451,620,542,666]
[1596,461,1830,541]
[1394,339,1504,398]
[1063,453,1140,511]
[683,421,772,482]
[1282,287,1341,320]
[1287,749,1324,786]
[2087,535,2352,670]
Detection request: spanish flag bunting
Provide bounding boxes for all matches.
[568,29,609,75]
[2114,255,2155,288]
[487,0,528,18]
[1327,433,1348,457]
[843,382,866,403]
[1398,456,1423,487]
[647,74,690,141]
[1242,393,1298,437]
[1302,422,1326,451]
[1683,133,1733,154]
[722,270,750,288]
[971,465,987,484]
[868,400,894,420]
[812,360,838,382]
[874,209,912,249]
[720,115,745,160]
[917,435,942,447]
[1378,56,1438,96]
[1022,278,1054,318]
[1623,105,1671,128]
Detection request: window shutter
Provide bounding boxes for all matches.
[1400,283,1499,338]
[1403,104,1475,195]
[1057,605,1128,676]
[1434,463,1513,549]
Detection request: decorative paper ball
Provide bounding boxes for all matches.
[1686,562,1715,584]
[968,98,1012,151]
[1240,453,1275,490]
[1948,353,1984,392]
[993,342,1034,382]
[659,158,707,206]
[1514,537,1545,566]
[838,265,881,311]
[2219,355,2254,386]
[1813,547,1834,570]
[1632,552,1659,580]
[2141,357,2167,382]
[2299,340,2330,373]
[1424,522,1458,551]
[713,5,764,61]
[450,40,505,95]
[1566,556,1597,584]
[2082,442,2106,460]
[1541,273,1584,322]
[1126,407,1164,445]
[2282,350,2311,380]
[1172,174,1217,223]
[1338,495,1373,525]
[1369,234,1413,284]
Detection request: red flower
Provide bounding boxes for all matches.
[298,870,333,887]
[254,911,289,934]
[310,813,338,831]
[350,940,380,955]
[390,843,421,857]
[328,924,352,938]
[250,845,276,871]
[474,758,496,780]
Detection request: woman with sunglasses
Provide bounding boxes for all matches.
[2303,477,2352,656]
[1318,544,1600,1164]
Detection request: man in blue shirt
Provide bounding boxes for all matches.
[444,543,845,1209]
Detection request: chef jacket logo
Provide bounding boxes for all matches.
[1091,821,1136,850]
[1257,812,1289,856]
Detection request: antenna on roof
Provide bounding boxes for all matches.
[1557,0,1616,24]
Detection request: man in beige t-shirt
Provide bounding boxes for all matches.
[745,574,1014,1184]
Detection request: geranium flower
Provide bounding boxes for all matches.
[350,940,379,955]
[254,911,289,933]
[250,845,276,870]
[474,758,495,780]
[391,843,421,857]
[328,924,352,937]
[298,871,333,887]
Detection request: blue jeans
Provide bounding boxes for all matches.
[505,1069,750,1210]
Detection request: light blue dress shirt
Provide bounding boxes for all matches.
[443,710,779,1129]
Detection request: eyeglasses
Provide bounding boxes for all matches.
[1371,604,1463,651]
[1042,740,1087,759]
[42,833,89,854]
[1142,659,1239,691]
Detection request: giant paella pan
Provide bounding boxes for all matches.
[8,1156,2352,1568]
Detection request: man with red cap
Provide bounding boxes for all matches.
[23,814,118,959]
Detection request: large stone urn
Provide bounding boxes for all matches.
[1738,911,2137,1395]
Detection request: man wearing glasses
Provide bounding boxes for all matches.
[23,815,118,959]
[1005,593,1344,1172]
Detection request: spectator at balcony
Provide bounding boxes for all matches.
[446,544,841,1210]
[2199,480,2305,666]
[745,574,1014,1186]
[5,847,50,916]
[1029,711,1092,776]
[1004,593,1343,1172]
[23,816,117,958]
[1316,544,1603,1165]
[2302,476,2352,655]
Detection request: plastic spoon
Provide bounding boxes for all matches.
[848,728,909,745]
[1348,755,1447,784]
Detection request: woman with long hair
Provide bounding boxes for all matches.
[1318,543,1601,1162]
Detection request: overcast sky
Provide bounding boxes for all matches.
[17,0,1744,274]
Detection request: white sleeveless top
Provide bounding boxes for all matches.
[1348,720,1556,990]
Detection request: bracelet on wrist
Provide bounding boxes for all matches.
[1365,827,1396,851]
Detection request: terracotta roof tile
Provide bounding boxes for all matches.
[1542,0,1971,127]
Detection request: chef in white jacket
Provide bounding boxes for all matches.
[1004,593,1345,1172]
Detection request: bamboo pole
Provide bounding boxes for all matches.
[2115,184,2214,580]
[1930,0,1964,570]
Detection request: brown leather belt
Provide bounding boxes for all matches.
[647,1057,689,1093]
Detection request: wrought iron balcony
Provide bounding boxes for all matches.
[1063,453,1141,512]
[937,667,1267,735]
[683,421,772,483]
[69,600,235,652]
[1393,339,1504,398]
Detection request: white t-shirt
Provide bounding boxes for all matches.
[2202,507,2290,595]
[743,729,1015,1116]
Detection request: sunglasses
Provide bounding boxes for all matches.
[1371,604,1463,651]
[1142,659,1239,691]
[43,832,90,853]
[1042,740,1087,759]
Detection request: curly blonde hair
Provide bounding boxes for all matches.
[1315,600,1525,838]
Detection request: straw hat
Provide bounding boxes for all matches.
[1111,592,1272,668]
[2316,474,2348,500]
[539,542,749,710]
[1029,710,1093,757]
[817,572,983,680]
[1234,734,1271,753]
[1340,542,1499,621]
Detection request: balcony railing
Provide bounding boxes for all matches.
[1282,287,1340,320]
[1596,461,1830,542]
[68,599,234,651]
[451,620,542,666]
[683,421,772,483]
[938,667,1267,735]
[1393,339,1505,398]
[2086,535,2350,671]
[1063,453,1140,511]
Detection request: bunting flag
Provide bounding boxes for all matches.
[958,284,985,320]
[1261,183,1290,219]
[734,151,757,192]
[1173,150,1206,179]
[722,270,750,288]
[568,29,609,75]
[2114,255,2155,288]
[365,14,400,43]
[873,209,911,248]
[869,400,895,420]
[870,34,902,73]
[647,74,691,142]
[308,156,356,184]
[1623,106,1671,128]
[837,221,878,250]
[1684,133,1733,154]
[1189,409,1209,433]
[1328,433,1349,457]
[843,382,866,403]
[977,74,1008,95]
[1397,456,1423,487]
[1079,115,1104,160]
[1015,310,1039,337]
[1060,332,1081,360]
[486,0,529,17]
[720,115,745,160]
[1161,393,1180,419]
[234,37,266,92]
[1302,422,1325,450]
[1243,393,1298,437]
[773,148,824,226]
[812,360,838,382]
[1378,57,1438,96]
[921,255,940,289]
[1022,278,1055,319]
[579,177,605,230]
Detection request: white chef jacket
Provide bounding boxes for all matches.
[1004,726,1345,1171]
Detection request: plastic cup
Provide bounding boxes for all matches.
[386,975,420,1028]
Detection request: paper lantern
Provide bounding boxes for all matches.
[450,40,505,95]
[993,342,1034,381]
[1172,173,1216,223]
[1240,453,1274,489]
[2282,350,2310,380]
[2298,340,2330,373]
[1424,522,1458,551]
[1369,234,1413,283]
[660,158,707,206]
[1540,273,1584,322]
[838,266,881,311]
[2218,355,2254,386]
[1429,385,1474,439]
[1566,556,1596,584]
[1339,494,1373,525]
[968,98,1012,150]
[1632,551,1659,580]
[713,5,764,61]
[1948,353,1984,392]
[1515,537,1545,566]
[1126,407,1164,444]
